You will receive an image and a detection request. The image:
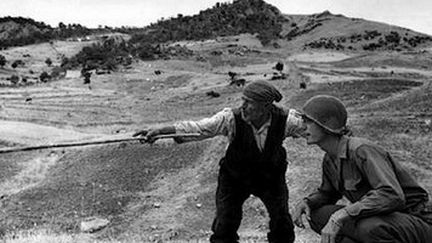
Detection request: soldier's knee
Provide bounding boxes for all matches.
[355,218,394,242]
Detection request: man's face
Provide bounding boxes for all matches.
[241,96,268,123]
[303,118,327,145]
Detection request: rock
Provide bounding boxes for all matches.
[80,217,110,233]
[206,90,220,98]
[299,82,307,89]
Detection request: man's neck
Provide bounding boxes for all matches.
[318,135,341,160]
[251,111,271,129]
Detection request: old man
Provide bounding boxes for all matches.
[134,80,304,243]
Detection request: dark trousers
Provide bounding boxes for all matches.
[309,204,432,243]
[209,169,295,243]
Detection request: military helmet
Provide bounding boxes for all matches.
[302,95,347,134]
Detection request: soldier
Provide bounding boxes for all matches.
[134,80,304,243]
[293,95,432,243]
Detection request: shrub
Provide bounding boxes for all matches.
[45,58,52,66]
[385,31,401,44]
[51,66,66,79]
[11,60,25,69]
[39,71,51,82]
[0,54,6,67]
[10,75,19,84]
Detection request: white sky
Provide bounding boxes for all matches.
[1,0,432,35]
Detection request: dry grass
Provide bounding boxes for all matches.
[0,152,59,196]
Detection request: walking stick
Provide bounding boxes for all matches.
[0,133,200,154]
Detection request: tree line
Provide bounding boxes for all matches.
[128,0,287,46]
[0,16,91,49]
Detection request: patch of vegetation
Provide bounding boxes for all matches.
[0,17,91,49]
[304,30,432,51]
[129,0,287,46]
[11,60,25,69]
[285,19,323,41]
[0,54,6,67]
[304,37,345,50]
[70,38,131,71]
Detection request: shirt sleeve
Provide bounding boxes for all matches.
[344,145,406,218]
[284,108,306,138]
[305,158,342,209]
[173,108,235,142]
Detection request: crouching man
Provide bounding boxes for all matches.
[293,95,432,243]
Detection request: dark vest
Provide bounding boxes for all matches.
[220,105,288,186]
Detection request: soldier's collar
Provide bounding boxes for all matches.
[337,135,349,159]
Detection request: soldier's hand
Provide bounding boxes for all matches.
[321,208,349,243]
[293,199,311,229]
[320,218,340,243]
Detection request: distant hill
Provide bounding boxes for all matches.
[128,0,287,46]
[2,0,432,52]
[0,16,91,49]
[0,17,53,48]
[3,0,432,73]
[280,10,432,51]
[126,1,432,52]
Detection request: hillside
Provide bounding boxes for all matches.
[0,37,432,243]
[128,0,286,46]
[0,16,91,49]
[126,2,432,53]
[0,1,432,242]
[60,2,432,80]
[279,11,432,52]
[2,0,432,64]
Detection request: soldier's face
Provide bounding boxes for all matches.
[240,96,267,123]
[303,118,326,145]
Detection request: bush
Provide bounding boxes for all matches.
[385,31,401,44]
[0,54,6,67]
[39,71,51,82]
[73,41,130,71]
[10,75,19,84]
[51,66,66,79]
[11,60,25,69]
[45,58,52,66]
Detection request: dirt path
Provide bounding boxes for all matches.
[0,120,101,146]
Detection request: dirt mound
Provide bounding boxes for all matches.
[0,141,211,235]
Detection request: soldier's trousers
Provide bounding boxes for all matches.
[309,204,432,243]
[209,169,295,243]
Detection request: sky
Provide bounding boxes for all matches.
[1,0,432,35]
